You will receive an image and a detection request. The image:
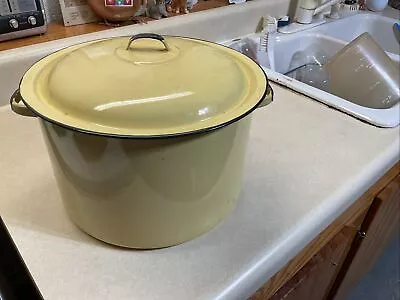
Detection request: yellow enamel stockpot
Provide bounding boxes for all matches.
[11,33,273,248]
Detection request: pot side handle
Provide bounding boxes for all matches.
[257,83,274,109]
[10,89,36,117]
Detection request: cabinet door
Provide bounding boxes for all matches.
[250,165,399,300]
[268,225,357,300]
[332,175,400,300]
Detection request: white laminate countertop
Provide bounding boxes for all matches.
[0,84,399,300]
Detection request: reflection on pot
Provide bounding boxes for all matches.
[120,122,237,203]
[41,122,135,198]
[39,117,251,248]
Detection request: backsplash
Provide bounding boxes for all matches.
[42,0,99,25]
[43,0,63,23]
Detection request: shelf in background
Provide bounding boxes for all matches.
[0,0,228,52]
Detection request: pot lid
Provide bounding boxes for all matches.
[20,34,268,137]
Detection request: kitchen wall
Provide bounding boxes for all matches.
[43,0,299,24]
[43,0,63,23]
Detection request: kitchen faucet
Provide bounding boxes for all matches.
[297,0,342,23]
[279,0,343,33]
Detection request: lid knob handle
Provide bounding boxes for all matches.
[126,33,169,51]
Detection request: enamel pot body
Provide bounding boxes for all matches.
[10,33,273,248]
[39,116,250,248]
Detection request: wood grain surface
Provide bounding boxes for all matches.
[269,225,358,300]
[250,163,400,300]
[332,175,400,300]
[0,0,228,51]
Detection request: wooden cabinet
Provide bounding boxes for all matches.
[250,163,400,300]
[331,175,400,300]
[269,226,358,300]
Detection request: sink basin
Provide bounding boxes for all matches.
[224,9,400,127]
[273,33,346,75]
[313,13,400,55]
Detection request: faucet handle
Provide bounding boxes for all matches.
[297,7,316,24]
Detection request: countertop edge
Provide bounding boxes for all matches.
[223,141,399,300]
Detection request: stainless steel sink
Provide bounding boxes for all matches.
[224,8,400,127]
